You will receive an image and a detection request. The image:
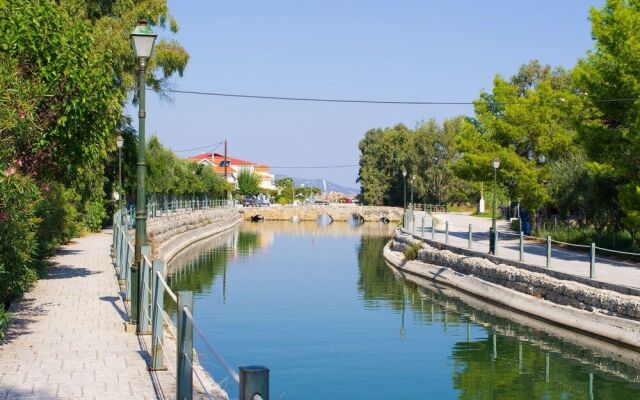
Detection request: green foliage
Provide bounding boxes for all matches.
[358,120,471,206]
[145,136,230,197]
[36,183,82,259]
[0,305,7,338]
[402,242,423,261]
[0,173,42,306]
[236,168,262,196]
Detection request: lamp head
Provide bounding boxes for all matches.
[492,158,500,169]
[115,135,124,149]
[130,19,157,59]
[402,167,407,177]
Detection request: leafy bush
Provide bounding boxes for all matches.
[0,305,7,339]
[36,183,82,259]
[83,199,106,232]
[403,242,423,261]
[0,173,42,306]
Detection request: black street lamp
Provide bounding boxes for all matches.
[116,134,124,223]
[130,19,156,327]
[490,157,500,254]
[402,167,407,210]
[410,175,415,211]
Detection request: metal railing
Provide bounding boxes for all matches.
[147,198,237,219]
[411,203,447,213]
[401,212,640,285]
[112,208,269,400]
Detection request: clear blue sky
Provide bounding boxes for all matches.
[140,1,602,188]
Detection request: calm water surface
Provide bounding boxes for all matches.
[166,221,640,399]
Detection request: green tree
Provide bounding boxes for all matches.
[454,61,592,211]
[236,168,262,196]
[573,0,640,239]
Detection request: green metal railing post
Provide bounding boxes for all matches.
[519,231,524,261]
[177,291,194,400]
[494,229,499,256]
[138,246,152,335]
[546,236,551,268]
[421,216,425,238]
[431,218,435,240]
[590,243,596,278]
[412,214,416,233]
[150,260,166,371]
[240,366,270,400]
[445,221,449,245]
[468,224,472,249]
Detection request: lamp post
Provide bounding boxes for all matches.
[402,167,407,210]
[410,175,415,211]
[490,158,500,254]
[116,135,124,223]
[130,19,156,327]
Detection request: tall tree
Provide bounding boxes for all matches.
[236,168,262,196]
[574,0,640,237]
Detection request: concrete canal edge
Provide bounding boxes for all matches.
[146,208,244,399]
[383,230,640,350]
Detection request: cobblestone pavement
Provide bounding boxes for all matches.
[0,231,160,399]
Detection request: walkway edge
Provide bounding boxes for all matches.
[383,241,640,350]
[400,227,640,297]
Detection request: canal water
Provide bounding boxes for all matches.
[166,221,640,399]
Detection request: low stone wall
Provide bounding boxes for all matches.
[241,204,403,222]
[386,231,640,348]
[393,231,640,320]
[148,207,242,261]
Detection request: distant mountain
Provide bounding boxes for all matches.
[274,175,359,195]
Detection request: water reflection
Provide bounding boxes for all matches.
[165,222,640,399]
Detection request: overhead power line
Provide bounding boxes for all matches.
[270,164,359,169]
[162,89,473,105]
[173,141,224,153]
[155,88,640,106]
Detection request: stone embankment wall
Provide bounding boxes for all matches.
[242,204,403,222]
[386,231,640,348]
[148,208,242,262]
[392,231,640,320]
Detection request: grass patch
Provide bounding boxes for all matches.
[538,225,639,253]
[447,203,476,213]
[472,211,495,219]
[403,241,423,261]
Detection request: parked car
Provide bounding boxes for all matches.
[257,193,271,207]
[242,195,258,207]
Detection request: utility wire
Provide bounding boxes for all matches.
[173,141,224,153]
[270,164,359,169]
[157,88,640,105]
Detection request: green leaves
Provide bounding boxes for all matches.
[236,168,262,196]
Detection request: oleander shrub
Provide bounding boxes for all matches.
[83,199,106,232]
[0,172,42,307]
[0,305,7,338]
[35,183,82,260]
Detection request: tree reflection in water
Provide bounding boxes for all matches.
[356,234,640,399]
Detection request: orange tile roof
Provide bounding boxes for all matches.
[188,152,270,169]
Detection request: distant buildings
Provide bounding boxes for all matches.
[189,152,276,191]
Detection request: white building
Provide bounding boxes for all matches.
[189,152,276,191]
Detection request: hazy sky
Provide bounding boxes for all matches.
[137,1,602,188]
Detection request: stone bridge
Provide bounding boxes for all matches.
[241,204,403,222]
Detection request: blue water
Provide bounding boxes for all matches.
[167,221,640,399]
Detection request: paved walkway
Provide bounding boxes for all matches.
[408,212,640,290]
[0,231,160,399]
